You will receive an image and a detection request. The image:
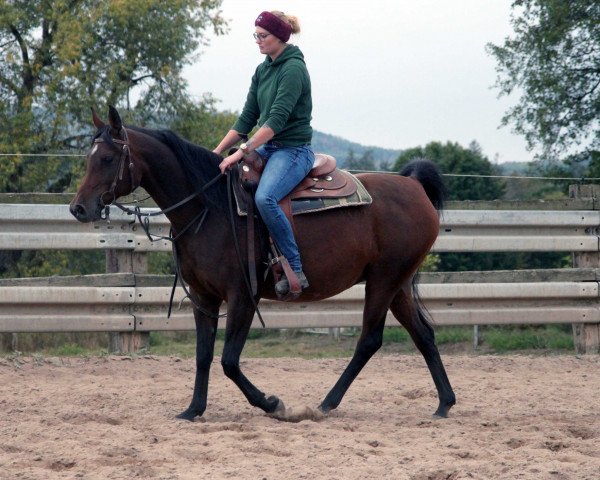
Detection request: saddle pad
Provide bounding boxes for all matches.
[234,171,372,217]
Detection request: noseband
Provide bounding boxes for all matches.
[94,128,136,219]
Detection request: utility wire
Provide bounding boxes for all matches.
[347,169,599,182]
[1,153,597,182]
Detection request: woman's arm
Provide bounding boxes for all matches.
[213,130,244,155]
[218,125,275,174]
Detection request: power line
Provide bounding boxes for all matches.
[0,153,85,157]
[1,154,597,182]
[347,169,600,182]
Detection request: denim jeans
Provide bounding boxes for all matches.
[254,144,315,272]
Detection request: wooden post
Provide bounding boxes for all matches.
[570,184,600,354]
[106,249,149,354]
[473,325,480,350]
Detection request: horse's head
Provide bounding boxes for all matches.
[70,106,140,222]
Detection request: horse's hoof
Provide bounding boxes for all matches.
[432,404,452,419]
[176,408,200,422]
[265,395,283,414]
[267,397,286,417]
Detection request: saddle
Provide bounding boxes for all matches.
[239,152,358,201]
[237,150,358,302]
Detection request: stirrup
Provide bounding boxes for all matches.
[275,270,309,297]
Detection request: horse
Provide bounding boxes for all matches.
[70,106,455,422]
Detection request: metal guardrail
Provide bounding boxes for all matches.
[1,200,599,353]
[1,204,599,252]
[1,272,599,332]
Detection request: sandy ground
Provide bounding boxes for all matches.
[1,353,600,480]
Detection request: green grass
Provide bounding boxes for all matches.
[2,325,576,358]
[483,325,573,351]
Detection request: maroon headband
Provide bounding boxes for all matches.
[255,11,292,43]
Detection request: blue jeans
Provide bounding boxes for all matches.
[254,144,315,271]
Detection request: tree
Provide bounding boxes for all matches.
[344,148,377,171]
[0,0,226,192]
[394,141,505,201]
[395,141,509,272]
[487,0,600,162]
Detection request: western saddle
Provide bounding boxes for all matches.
[236,150,358,301]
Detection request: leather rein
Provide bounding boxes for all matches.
[93,130,265,327]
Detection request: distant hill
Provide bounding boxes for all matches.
[312,131,402,168]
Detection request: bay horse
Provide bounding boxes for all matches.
[70,106,455,421]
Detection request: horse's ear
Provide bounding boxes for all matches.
[107,105,123,132]
[91,108,105,129]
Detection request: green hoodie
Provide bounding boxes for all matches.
[233,45,312,146]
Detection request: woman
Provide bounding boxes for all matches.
[213,10,314,296]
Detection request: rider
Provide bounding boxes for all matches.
[214,10,314,295]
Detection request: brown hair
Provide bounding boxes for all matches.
[271,11,301,34]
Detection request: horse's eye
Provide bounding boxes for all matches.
[101,155,114,164]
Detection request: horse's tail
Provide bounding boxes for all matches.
[399,159,446,211]
[412,273,435,330]
[400,159,445,330]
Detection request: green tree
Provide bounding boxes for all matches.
[395,141,511,272]
[345,148,377,171]
[487,0,600,162]
[0,0,226,192]
[394,141,506,201]
[167,94,238,150]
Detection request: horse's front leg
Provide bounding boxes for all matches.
[220,295,280,414]
[176,295,220,421]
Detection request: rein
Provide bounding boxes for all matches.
[95,130,265,326]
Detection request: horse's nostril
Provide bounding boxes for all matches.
[70,203,87,220]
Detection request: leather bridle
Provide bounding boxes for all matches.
[90,129,266,327]
[93,128,136,220]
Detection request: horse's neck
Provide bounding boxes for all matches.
[139,153,206,231]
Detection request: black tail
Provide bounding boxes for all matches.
[399,159,446,211]
[412,274,435,329]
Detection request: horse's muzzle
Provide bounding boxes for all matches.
[70,202,93,223]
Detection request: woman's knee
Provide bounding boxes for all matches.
[254,189,276,211]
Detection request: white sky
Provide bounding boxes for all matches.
[183,0,531,163]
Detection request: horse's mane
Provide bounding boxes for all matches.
[113,125,228,210]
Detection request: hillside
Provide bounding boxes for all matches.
[312,131,402,168]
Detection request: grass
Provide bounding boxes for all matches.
[1,325,575,358]
[138,325,575,358]
[483,325,574,351]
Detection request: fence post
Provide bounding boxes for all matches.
[106,249,149,354]
[570,184,600,354]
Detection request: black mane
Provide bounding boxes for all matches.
[127,126,228,209]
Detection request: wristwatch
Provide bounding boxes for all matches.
[239,142,249,154]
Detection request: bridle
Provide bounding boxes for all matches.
[90,128,266,327]
[93,128,136,220]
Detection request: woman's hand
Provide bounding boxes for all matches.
[218,149,244,174]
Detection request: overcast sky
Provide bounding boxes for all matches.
[183,0,531,163]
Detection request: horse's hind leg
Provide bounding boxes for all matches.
[318,282,392,414]
[390,287,456,418]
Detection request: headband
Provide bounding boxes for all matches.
[255,11,292,43]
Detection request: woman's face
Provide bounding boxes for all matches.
[255,26,284,58]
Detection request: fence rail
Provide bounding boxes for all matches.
[1,271,599,334]
[1,190,600,354]
[1,203,599,253]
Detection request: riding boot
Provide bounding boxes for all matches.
[275,270,309,296]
